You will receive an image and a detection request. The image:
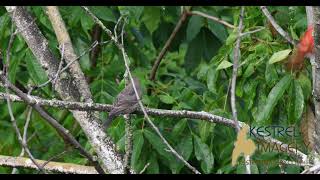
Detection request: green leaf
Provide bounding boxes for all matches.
[193,135,214,173]
[217,60,233,70]
[257,75,292,123]
[144,129,175,163]
[201,28,222,62]
[152,22,180,51]
[207,20,227,43]
[197,63,209,81]
[171,134,193,173]
[186,15,203,42]
[184,35,203,72]
[118,6,144,21]
[207,68,218,93]
[268,49,292,64]
[9,49,25,83]
[297,74,311,100]
[171,119,187,139]
[243,64,254,78]
[158,94,175,104]
[294,80,304,122]
[80,13,94,34]
[89,7,116,22]
[265,63,279,87]
[25,50,48,85]
[131,130,144,171]
[142,7,161,33]
[199,121,215,142]
[146,152,159,174]
[184,28,222,71]
[226,31,237,45]
[116,135,125,152]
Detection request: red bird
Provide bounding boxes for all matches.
[286,26,314,71]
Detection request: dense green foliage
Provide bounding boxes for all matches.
[0,6,312,174]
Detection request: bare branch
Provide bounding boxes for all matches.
[119,20,133,174]
[139,163,150,174]
[305,6,318,155]
[4,9,44,173]
[12,106,33,174]
[260,6,296,46]
[231,7,244,133]
[0,92,236,127]
[149,9,189,81]
[230,7,250,174]
[240,27,265,38]
[0,155,97,174]
[188,10,236,29]
[82,7,201,174]
[0,73,105,174]
[0,91,308,163]
[5,6,123,174]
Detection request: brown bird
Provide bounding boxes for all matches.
[104,77,142,128]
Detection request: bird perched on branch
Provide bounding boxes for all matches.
[103,77,142,128]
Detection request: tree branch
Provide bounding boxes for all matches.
[5,6,123,174]
[187,10,236,29]
[260,6,297,46]
[231,7,244,133]
[81,7,202,174]
[0,155,97,174]
[312,6,320,155]
[149,8,189,82]
[0,92,307,163]
[230,7,250,174]
[4,9,44,173]
[0,72,105,174]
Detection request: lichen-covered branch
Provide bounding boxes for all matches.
[0,92,307,163]
[312,6,320,155]
[5,6,123,174]
[0,155,97,174]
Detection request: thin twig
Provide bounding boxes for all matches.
[260,6,296,46]
[39,150,68,171]
[32,44,65,92]
[139,163,150,174]
[240,27,266,38]
[231,7,244,133]
[4,9,45,173]
[82,6,200,174]
[7,6,122,174]
[188,10,236,29]
[124,38,201,174]
[31,40,103,91]
[149,9,189,81]
[0,73,105,174]
[230,7,250,174]
[119,19,133,174]
[121,17,200,175]
[12,106,33,174]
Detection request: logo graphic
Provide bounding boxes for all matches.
[231,125,256,166]
[231,124,310,167]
